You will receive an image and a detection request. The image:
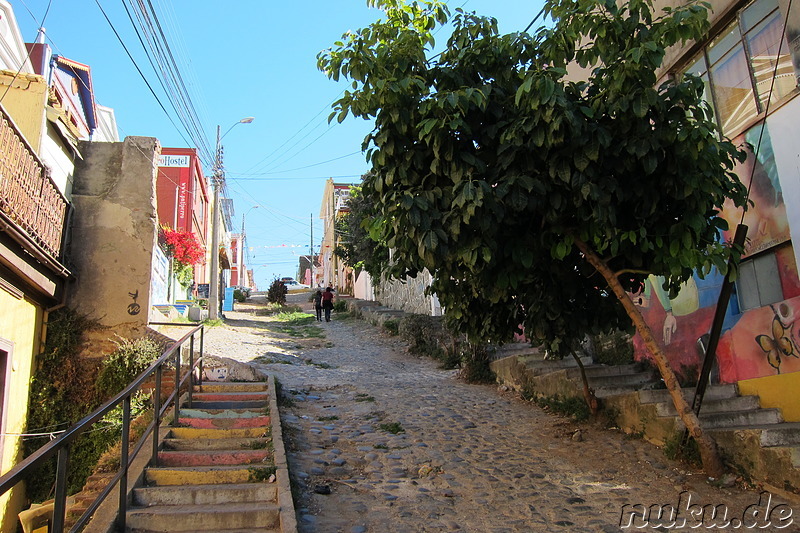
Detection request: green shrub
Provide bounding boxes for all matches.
[267,279,287,305]
[24,309,112,501]
[460,343,495,383]
[233,289,247,302]
[276,311,315,325]
[333,300,347,312]
[398,314,446,358]
[397,314,471,370]
[591,329,634,366]
[383,319,399,336]
[663,432,702,467]
[533,394,590,422]
[95,337,162,398]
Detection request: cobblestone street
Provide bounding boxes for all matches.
[198,294,797,532]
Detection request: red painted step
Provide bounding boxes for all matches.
[179,416,271,430]
[157,449,272,467]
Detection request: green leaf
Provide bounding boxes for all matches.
[632,94,647,118]
[515,75,534,105]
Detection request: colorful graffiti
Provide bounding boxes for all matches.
[633,244,800,383]
[717,295,800,382]
[632,116,800,385]
[720,125,790,257]
[755,311,799,373]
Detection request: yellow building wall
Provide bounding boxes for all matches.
[0,290,41,533]
[738,373,800,422]
[0,71,47,152]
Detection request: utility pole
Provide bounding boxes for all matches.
[208,117,254,320]
[208,125,222,320]
[310,213,314,287]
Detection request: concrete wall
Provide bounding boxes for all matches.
[69,136,160,340]
[375,269,441,316]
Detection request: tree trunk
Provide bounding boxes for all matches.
[571,350,599,416]
[575,238,725,478]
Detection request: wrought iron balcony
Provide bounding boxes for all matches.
[0,105,68,261]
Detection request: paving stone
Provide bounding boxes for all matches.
[201,295,787,533]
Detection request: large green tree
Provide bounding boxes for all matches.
[320,0,747,476]
[334,184,390,278]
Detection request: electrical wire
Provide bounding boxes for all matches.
[94,0,196,150]
[120,0,213,165]
[0,0,52,103]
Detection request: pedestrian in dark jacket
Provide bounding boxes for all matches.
[321,287,334,322]
[313,290,323,321]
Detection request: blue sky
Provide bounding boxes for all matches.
[14,0,545,288]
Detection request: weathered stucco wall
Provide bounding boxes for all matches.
[69,136,160,339]
[375,269,441,316]
[0,291,40,533]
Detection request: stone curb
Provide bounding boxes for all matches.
[267,374,298,533]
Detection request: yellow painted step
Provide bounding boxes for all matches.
[195,382,268,393]
[167,426,269,440]
[145,465,275,486]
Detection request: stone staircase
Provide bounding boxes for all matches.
[124,380,296,533]
[491,349,800,494]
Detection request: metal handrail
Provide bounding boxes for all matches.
[0,324,205,532]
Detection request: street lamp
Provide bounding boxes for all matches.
[208,117,254,320]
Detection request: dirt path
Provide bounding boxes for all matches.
[197,294,798,532]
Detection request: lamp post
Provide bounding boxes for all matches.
[208,117,254,320]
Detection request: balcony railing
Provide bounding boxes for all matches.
[0,105,68,260]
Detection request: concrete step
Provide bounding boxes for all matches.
[157,449,272,467]
[180,406,268,417]
[656,395,761,417]
[145,465,275,486]
[696,408,783,430]
[167,426,270,440]
[565,364,643,379]
[178,416,271,430]
[523,356,593,376]
[584,372,654,389]
[714,422,800,447]
[595,385,655,399]
[492,344,541,358]
[132,482,277,506]
[638,384,738,404]
[191,392,270,402]
[195,382,268,393]
[126,501,280,531]
[162,436,271,451]
[130,527,283,533]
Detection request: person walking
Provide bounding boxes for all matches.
[321,287,334,322]
[313,289,323,321]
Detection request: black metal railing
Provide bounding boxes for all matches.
[0,324,205,532]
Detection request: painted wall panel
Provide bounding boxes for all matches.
[0,289,39,533]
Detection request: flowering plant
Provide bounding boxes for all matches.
[160,226,205,266]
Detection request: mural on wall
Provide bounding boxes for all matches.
[720,125,790,257]
[756,309,798,373]
[632,119,799,383]
[716,246,800,382]
[633,244,800,383]
[631,270,733,378]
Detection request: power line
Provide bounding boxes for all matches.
[0,0,52,103]
[93,0,195,149]
[120,0,212,164]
